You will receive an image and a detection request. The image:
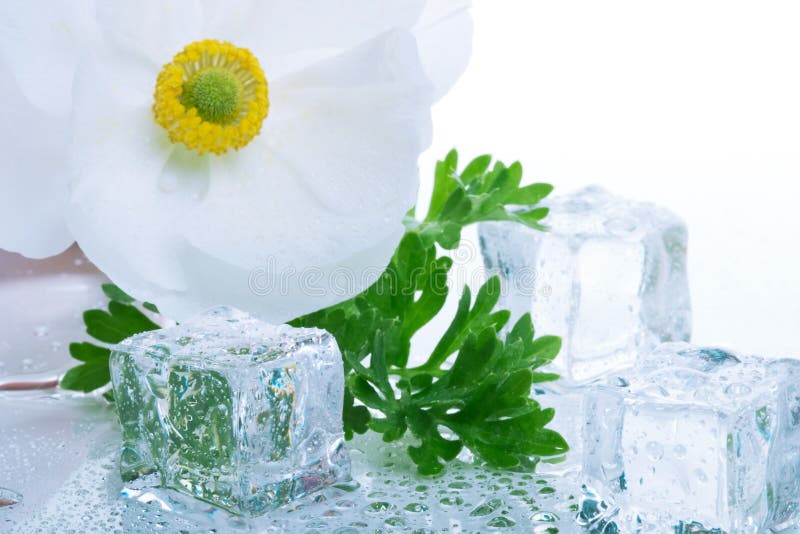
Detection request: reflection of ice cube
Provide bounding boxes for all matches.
[582,343,800,532]
[479,186,691,385]
[109,306,350,516]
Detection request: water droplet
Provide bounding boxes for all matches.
[403,502,428,513]
[576,484,612,527]
[384,516,406,527]
[440,496,464,507]
[470,498,503,516]
[531,511,559,523]
[487,516,516,528]
[673,444,687,459]
[365,501,392,513]
[694,468,708,483]
[333,482,361,492]
[725,383,752,396]
[34,325,49,337]
[646,441,664,461]
[604,216,637,235]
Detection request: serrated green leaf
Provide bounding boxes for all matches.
[348,376,385,409]
[342,391,370,439]
[83,310,128,344]
[381,421,408,442]
[69,342,110,363]
[60,362,111,392]
[439,187,473,222]
[496,369,534,400]
[371,414,407,442]
[101,284,135,304]
[426,149,460,221]
[530,372,561,383]
[507,313,535,345]
[109,301,161,333]
[530,336,562,366]
[84,302,159,344]
[67,289,164,394]
[447,329,497,387]
[407,444,445,475]
[288,150,565,473]
[409,373,434,390]
[482,164,522,207]
[515,207,550,225]
[473,442,520,469]
[459,154,493,185]
[508,183,554,205]
[430,434,462,462]
[472,276,503,317]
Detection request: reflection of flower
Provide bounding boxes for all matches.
[0,1,472,322]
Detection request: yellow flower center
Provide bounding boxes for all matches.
[153,39,269,155]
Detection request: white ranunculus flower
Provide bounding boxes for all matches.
[0,0,97,257]
[0,1,472,323]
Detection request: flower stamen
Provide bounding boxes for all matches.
[153,39,269,155]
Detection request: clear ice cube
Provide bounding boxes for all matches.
[532,383,590,476]
[109,306,350,516]
[479,186,691,384]
[581,343,800,533]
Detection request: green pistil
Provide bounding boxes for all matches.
[181,68,242,125]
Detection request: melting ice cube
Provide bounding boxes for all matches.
[581,343,800,532]
[480,186,691,385]
[109,306,350,516]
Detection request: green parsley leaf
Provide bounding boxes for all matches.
[60,363,110,393]
[101,283,135,304]
[62,286,161,393]
[84,301,160,344]
[293,150,566,473]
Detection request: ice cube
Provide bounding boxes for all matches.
[534,375,634,477]
[479,186,691,385]
[109,306,350,516]
[532,383,590,476]
[581,343,800,533]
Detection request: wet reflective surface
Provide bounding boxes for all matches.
[0,246,107,390]
[0,393,584,532]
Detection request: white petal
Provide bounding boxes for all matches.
[0,54,72,258]
[413,0,473,100]
[157,223,403,324]
[67,47,182,296]
[95,1,205,66]
[266,30,433,214]
[0,0,94,116]
[205,0,426,79]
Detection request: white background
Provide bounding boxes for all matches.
[420,0,800,358]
